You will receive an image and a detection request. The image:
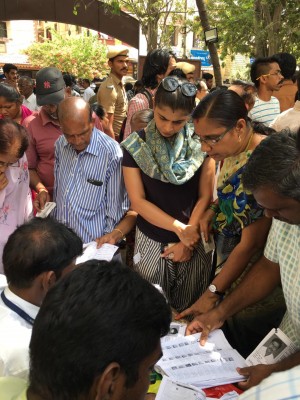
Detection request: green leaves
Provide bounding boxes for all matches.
[205,0,300,59]
[23,29,109,79]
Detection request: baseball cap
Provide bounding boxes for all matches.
[36,67,65,106]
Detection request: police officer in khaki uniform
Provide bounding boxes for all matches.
[97,45,129,140]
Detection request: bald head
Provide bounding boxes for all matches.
[58,97,92,124]
[58,97,94,153]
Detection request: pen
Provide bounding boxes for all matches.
[87,178,103,186]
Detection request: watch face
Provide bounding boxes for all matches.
[209,284,217,292]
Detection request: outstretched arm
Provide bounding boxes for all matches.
[177,216,272,318]
[184,255,281,344]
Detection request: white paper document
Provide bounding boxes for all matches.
[246,328,298,366]
[156,376,206,400]
[36,202,56,218]
[156,329,247,389]
[76,242,118,264]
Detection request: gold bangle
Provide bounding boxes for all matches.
[38,188,48,194]
[113,228,124,238]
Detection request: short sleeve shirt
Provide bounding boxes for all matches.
[97,73,128,135]
[248,96,280,126]
[264,219,300,347]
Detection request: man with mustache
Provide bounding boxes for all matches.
[2,64,18,90]
[97,46,129,140]
[248,56,284,126]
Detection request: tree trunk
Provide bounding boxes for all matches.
[254,0,266,57]
[146,0,159,51]
[147,19,158,51]
[195,0,222,86]
[263,1,285,56]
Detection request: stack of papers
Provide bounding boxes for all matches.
[156,329,247,389]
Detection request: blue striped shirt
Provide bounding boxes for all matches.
[52,128,129,243]
[248,96,280,126]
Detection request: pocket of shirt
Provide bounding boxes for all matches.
[76,179,104,211]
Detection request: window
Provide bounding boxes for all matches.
[0,42,6,53]
[0,21,7,38]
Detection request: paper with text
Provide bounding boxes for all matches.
[246,328,298,366]
[157,330,247,388]
[156,376,206,400]
[76,242,118,264]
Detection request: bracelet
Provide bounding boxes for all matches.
[37,188,48,194]
[208,203,219,213]
[113,228,124,238]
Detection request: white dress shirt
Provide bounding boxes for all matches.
[0,281,39,378]
[23,93,39,111]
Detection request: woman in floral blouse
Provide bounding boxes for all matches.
[0,120,32,273]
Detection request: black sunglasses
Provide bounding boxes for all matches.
[161,77,197,97]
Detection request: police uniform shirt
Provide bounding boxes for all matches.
[97,73,128,135]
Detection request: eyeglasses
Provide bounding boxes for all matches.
[0,160,20,168]
[256,71,283,80]
[196,124,236,146]
[161,77,197,97]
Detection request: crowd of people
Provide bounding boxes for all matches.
[0,46,299,400]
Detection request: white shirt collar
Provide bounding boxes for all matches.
[3,286,39,320]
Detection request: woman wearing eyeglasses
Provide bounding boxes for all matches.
[0,119,32,273]
[177,90,285,353]
[0,84,32,124]
[121,76,215,312]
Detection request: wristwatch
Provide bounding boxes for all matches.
[208,284,225,297]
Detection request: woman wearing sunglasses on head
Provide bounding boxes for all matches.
[0,119,32,273]
[177,90,285,354]
[121,76,215,313]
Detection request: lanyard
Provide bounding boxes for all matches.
[1,290,35,326]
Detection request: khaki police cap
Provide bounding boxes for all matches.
[176,62,195,75]
[107,45,129,60]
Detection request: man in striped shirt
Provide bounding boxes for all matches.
[248,57,283,126]
[52,97,129,244]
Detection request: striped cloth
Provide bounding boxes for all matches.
[264,219,300,348]
[133,228,213,313]
[239,364,300,399]
[248,96,280,126]
[52,128,129,243]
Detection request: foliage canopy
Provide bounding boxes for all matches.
[24,30,109,78]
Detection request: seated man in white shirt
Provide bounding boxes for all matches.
[0,217,82,379]
[0,260,171,400]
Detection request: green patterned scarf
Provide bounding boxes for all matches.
[121,119,205,185]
